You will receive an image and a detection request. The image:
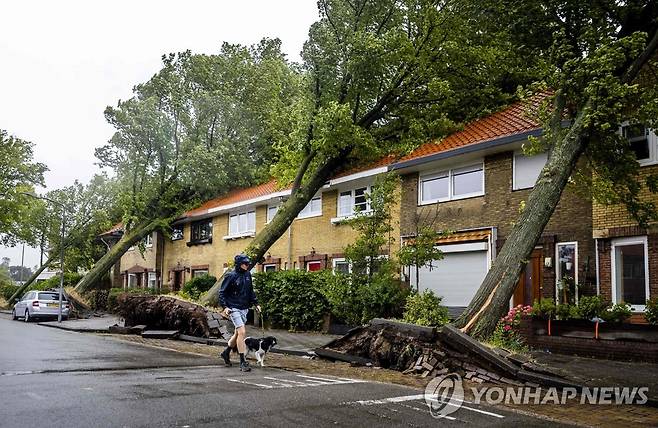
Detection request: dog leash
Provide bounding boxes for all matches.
[256,307,265,337]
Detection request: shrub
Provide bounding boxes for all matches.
[254,270,330,331]
[0,284,18,300]
[531,298,556,319]
[600,302,632,323]
[402,290,449,327]
[319,269,410,326]
[646,298,658,325]
[489,304,532,352]
[577,296,609,320]
[555,303,581,320]
[181,274,217,300]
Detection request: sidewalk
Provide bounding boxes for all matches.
[531,350,658,402]
[32,313,340,355]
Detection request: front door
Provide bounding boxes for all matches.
[513,249,542,306]
[173,270,182,292]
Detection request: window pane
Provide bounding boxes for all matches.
[311,196,322,213]
[354,187,368,212]
[514,152,548,189]
[334,261,350,274]
[239,213,247,232]
[615,244,646,305]
[452,166,483,196]
[247,211,255,231]
[171,226,183,241]
[264,264,277,272]
[623,125,650,160]
[556,243,577,305]
[267,205,278,222]
[338,192,352,216]
[307,261,322,271]
[421,174,449,201]
[229,215,238,235]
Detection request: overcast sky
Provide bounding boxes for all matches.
[0,0,319,269]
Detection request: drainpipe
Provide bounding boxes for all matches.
[287,225,292,270]
[595,238,600,295]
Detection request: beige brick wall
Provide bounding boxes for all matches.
[593,164,658,236]
[156,184,401,288]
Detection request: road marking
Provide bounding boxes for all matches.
[225,378,274,389]
[345,394,505,419]
[25,392,45,400]
[225,374,365,390]
[396,402,457,421]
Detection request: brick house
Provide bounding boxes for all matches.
[593,125,658,321]
[156,163,397,291]
[389,97,595,314]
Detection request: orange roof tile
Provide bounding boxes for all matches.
[398,92,549,163]
[182,180,284,218]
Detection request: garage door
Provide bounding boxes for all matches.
[410,244,489,308]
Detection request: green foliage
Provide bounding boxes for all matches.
[398,227,446,291]
[344,174,399,278]
[181,274,217,300]
[555,303,581,321]
[531,298,557,319]
[254,270,330,331]
[489,305,532,353]
[402,290,449,327]
[577,296,610,320]
[0,129,48,246]
[0,266,17,300]
[321,270,409,326]
[600,303,633,324]
[645,298,658,325]
[36,273,84,291]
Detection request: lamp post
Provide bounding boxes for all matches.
[19,192,66,323]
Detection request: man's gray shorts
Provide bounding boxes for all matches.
[228,308,249,328]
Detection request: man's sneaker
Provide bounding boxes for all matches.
[240,360,251,372]
[220,348,232,366]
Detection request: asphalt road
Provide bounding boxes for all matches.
[0,314,566,427]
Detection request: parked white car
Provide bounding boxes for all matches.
[12,290,70,322]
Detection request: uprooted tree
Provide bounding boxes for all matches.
[74,41,299,293]
[8,174,120,303]
[200,0,543,305]
[455,0,658,338]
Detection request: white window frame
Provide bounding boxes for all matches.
[620,123,658,166]
[512,150,549,190]
[144,233,153,248]
[225,209,256,239]
[266,204,279,224]
[128,273,137,288]
[306,260,323,271]
[332,257,352,274]
[419,162,484,205]
[333,186,372,222]
[297,195,323,219]
[170,225,184,241]
[263,264,277,272]
[148,272,157,288]
[611,236,650,312]
[555,241,579,304]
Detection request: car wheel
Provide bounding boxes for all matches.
[24,310,30,322]
[11,309,18,321]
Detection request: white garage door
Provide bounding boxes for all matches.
[410,244,489,308]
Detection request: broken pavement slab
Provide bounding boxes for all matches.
[141,330,179,339]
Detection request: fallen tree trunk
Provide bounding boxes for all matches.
[8,253,58,303]
[115,294,212,337]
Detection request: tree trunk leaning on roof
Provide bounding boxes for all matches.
[74,219,161,294]
[199,148,352,307]
[455,26,658,339]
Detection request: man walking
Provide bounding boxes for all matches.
[219,254,260,372]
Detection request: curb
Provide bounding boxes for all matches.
[36,322,110,334]
[177,334,314,357]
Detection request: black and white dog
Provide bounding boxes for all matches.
[244,336,277,367]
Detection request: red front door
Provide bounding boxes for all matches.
[514,249,542,306]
